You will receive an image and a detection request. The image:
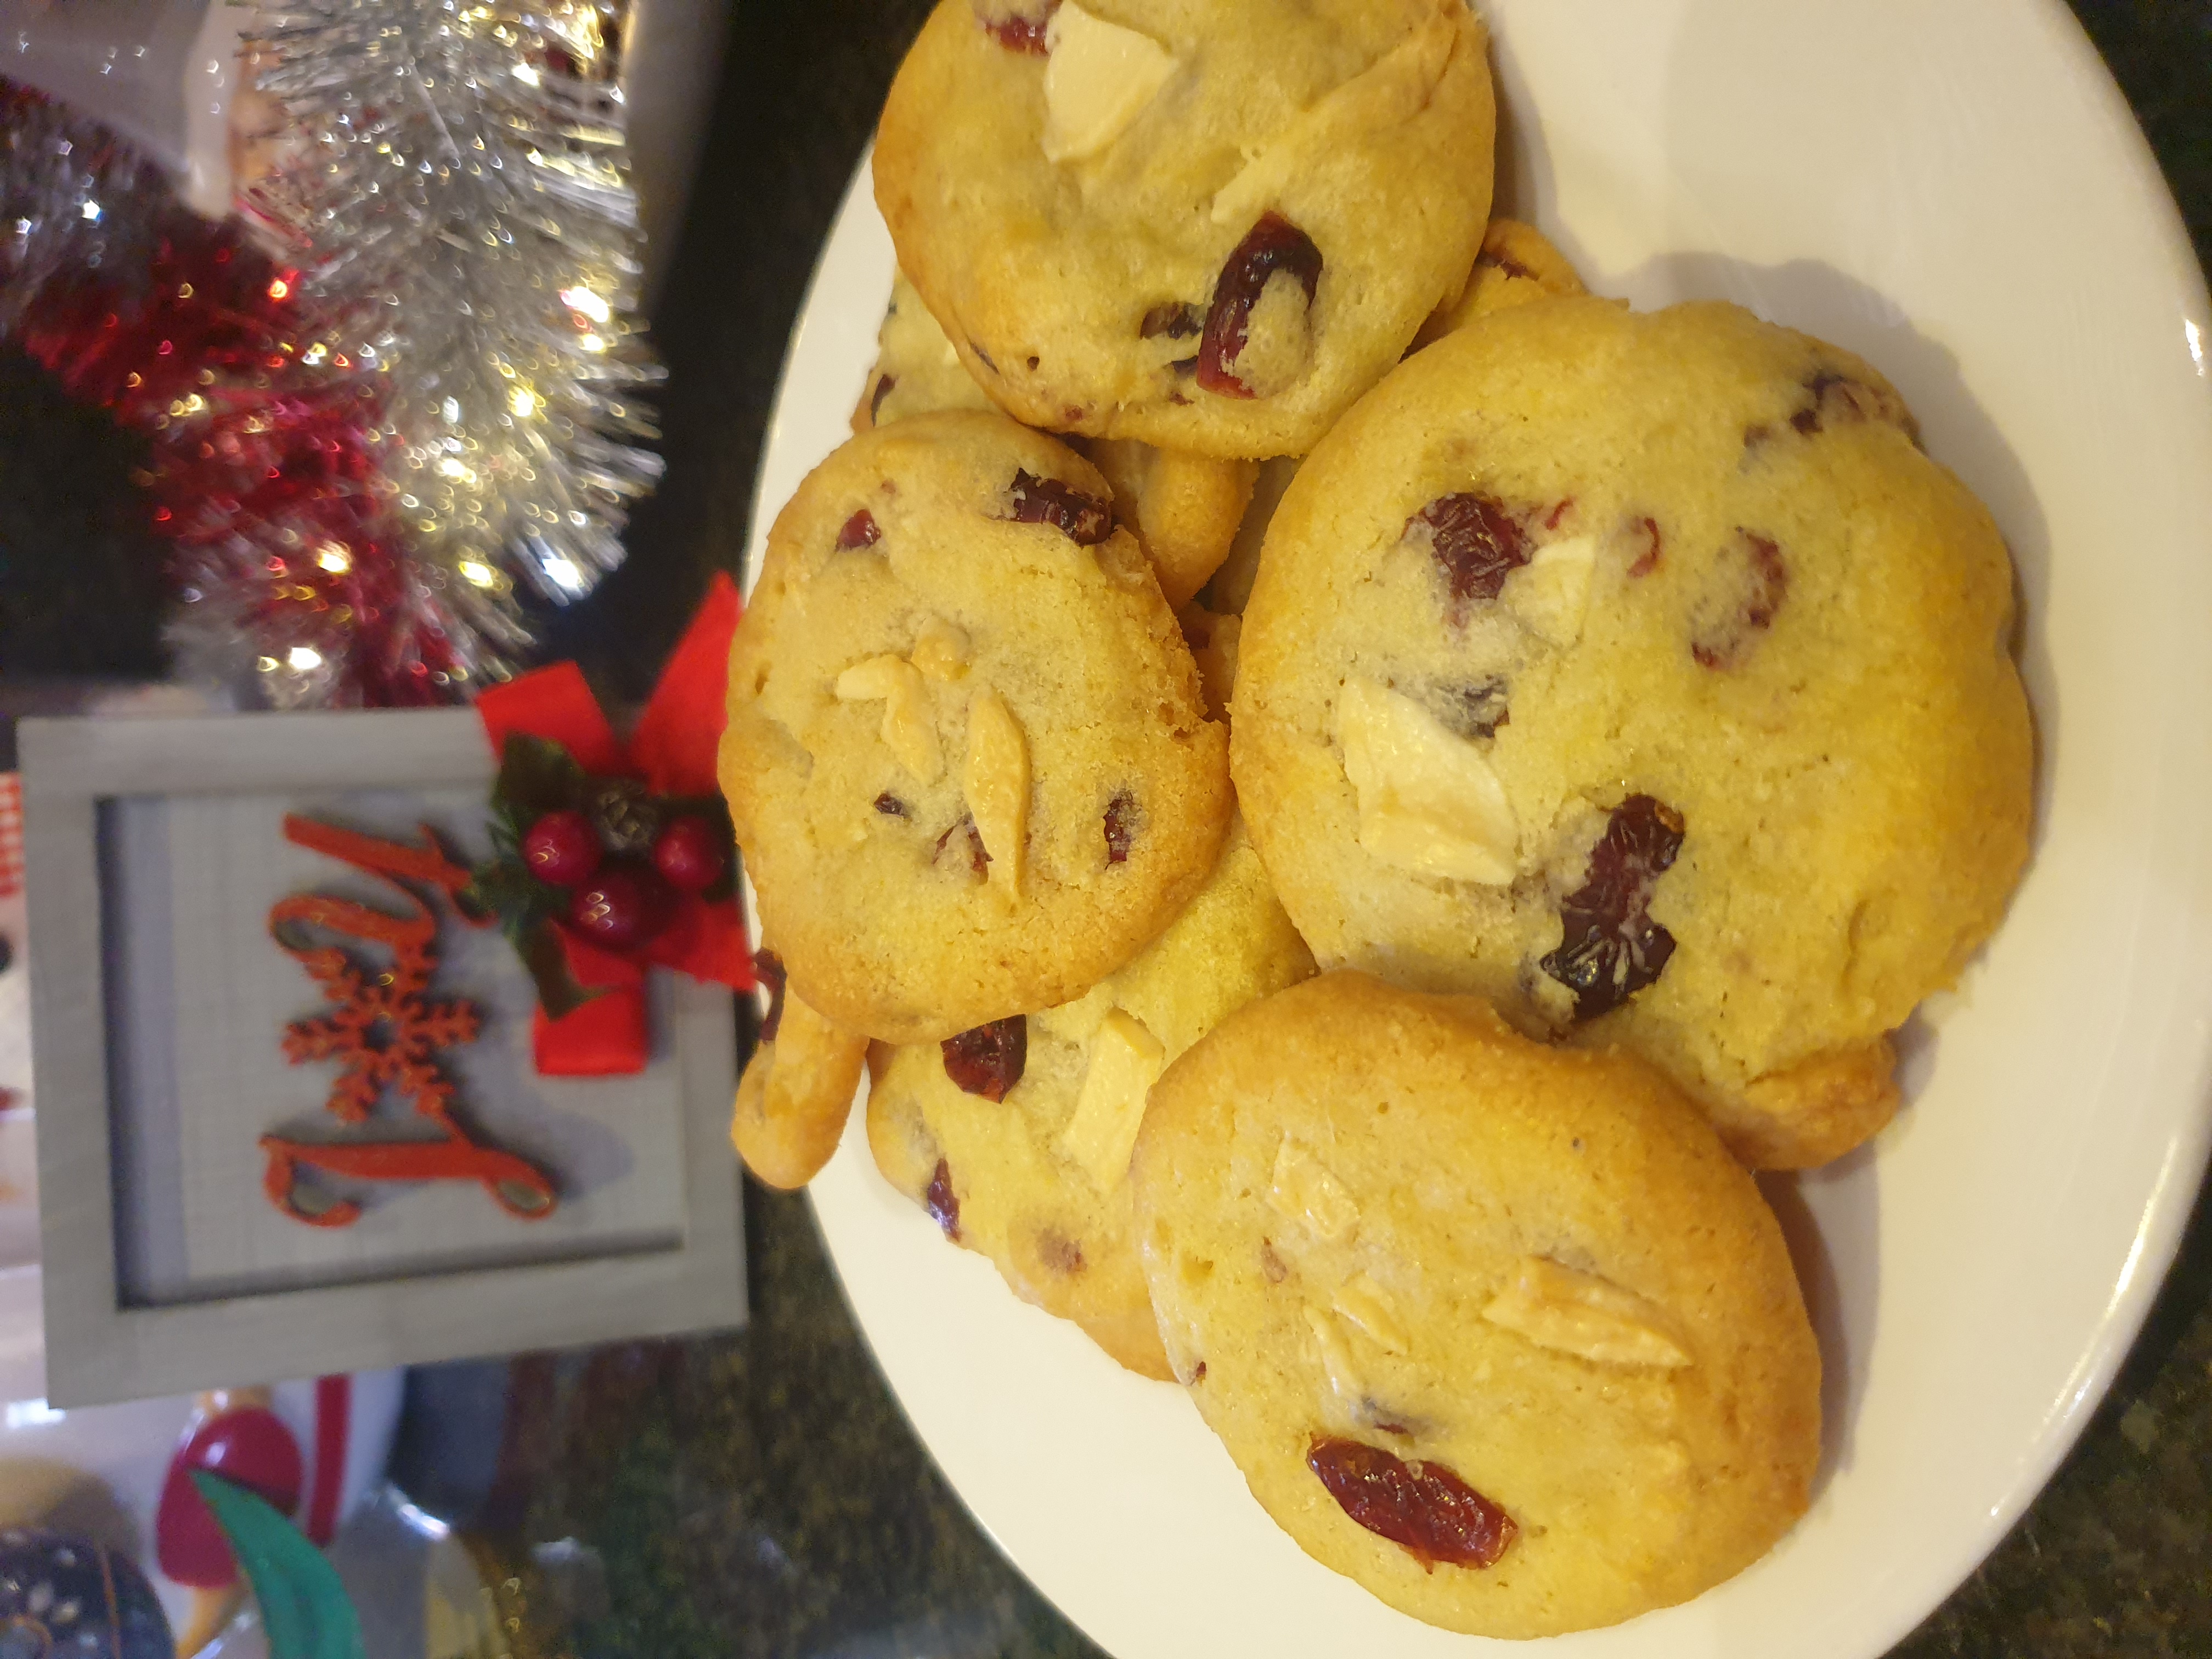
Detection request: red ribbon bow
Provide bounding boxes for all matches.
[474,572,753,1075]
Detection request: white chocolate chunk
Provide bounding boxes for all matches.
[1503,534,1596,647]
[911,616,970,681]
[1042,2,1177,163]
[1338,675,1519,884]
[1057,1008,1166,1193]
[834,654,906,701]
[963,686,1031,899]
[1304,1306,1365,1414]
[834,654,943,783]
[1481,1256,1692,1369]
[1209,1,1457,224]
[1267,1138,1358,1243]
[1333,1272,1410,1356]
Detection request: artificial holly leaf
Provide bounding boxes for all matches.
[522,919,601,1018]
[461,857,561,936]
[492,732,589,827]
[189,1470,365,1659]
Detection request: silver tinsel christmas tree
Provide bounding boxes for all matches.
[239,0,665,693]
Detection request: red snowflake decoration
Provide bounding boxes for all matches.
[278,912,481,1124]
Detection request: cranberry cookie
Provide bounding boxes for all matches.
[867,822,1314,1377]
[1080,437,1257,608]
[874,0,1496,459]
[1232,297,2033,1167]
[1413,217,1589,348]
[1131,970,1820,1637]
[730,953,867,1190]
[850,269,1002,434]
[854,270,1260,607]
[721,410,1232,1043]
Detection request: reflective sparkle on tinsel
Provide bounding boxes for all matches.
[0,80,445,706]
[239,0,665,687]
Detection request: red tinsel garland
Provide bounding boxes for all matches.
[1,78,465,704]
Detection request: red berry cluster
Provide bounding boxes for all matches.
[521,806,727,951]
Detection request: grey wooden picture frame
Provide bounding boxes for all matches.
[20,710,746,1407]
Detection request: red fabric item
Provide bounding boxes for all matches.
[533,927,651,1075]
[641,889,751,985]
[476,662,628,775]
[629,572,742,798]
[479,582,754,1074]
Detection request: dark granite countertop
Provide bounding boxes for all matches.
[7,0,2211,1652]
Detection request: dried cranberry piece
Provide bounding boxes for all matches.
[1405,493,1528,618]
[1689,530,1787,669]
[926,1159,961,1239]
[942,1016,1027,1101]
[755,949,788,1042]
[1197,213,1323,398]
[935,815,990,876]
[869,374,898,424]
[1005,469,1113,545]
[1103,789,1137,864]
[974,0,1058,50]
[1038,1229,1085,1274]
[837,509,882,550]
[1627,515,1663,578]
[1539,795,1686,1022]
[984,15,1050,49]
[873,792,909,817]
[1141,301,1204,340]
[1436,679,1509,740]
[1791,368,1895,435]
[1306,1437,1517,1570]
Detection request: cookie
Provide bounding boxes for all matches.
[1080,438,1259,608]
[1178,600,1239,723]
[867,822,1316,1377]
[730,955,867,1190]
[1412,217,1589,348]
[1231,297,2033,1167]
[855,270,1262,608]
[875,0,1496,459]
[851,268,1003,433]
[1201,452,1301,614]
[721,409,1233,1043]
[1130,970,1820,1637]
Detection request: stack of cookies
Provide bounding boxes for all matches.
[718,0,2034,1637]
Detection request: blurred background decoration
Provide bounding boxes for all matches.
[0,0,667,708]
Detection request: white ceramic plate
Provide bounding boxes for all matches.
[743,2,2212,1652]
